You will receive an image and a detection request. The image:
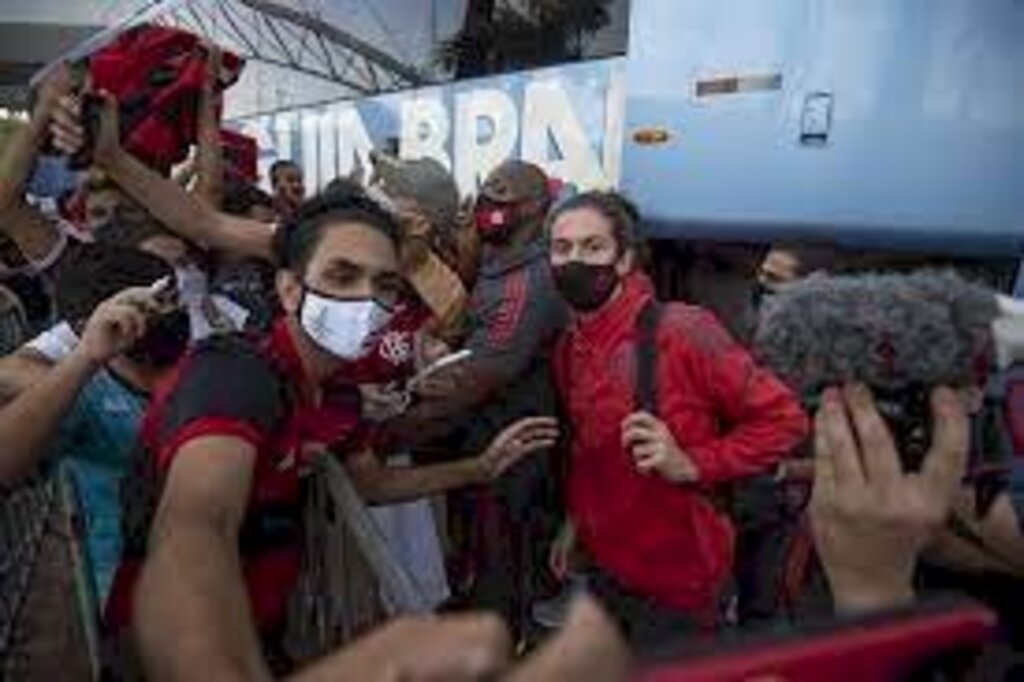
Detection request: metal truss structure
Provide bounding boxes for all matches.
[158,0,427,96]
[36,0,428,102]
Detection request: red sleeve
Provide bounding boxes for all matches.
[664,307,809,484]
[152,335,285,472]
[155,417,265,472]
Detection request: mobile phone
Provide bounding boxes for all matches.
[408,349,473,393]
[147,276,179,310]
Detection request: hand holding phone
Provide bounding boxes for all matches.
[408,349,473,397]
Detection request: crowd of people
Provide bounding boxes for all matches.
[0,38,1022,682]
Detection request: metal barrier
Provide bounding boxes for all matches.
[0,473,99,680]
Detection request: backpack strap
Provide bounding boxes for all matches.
[634,300,738,523]
[634,299,663,415]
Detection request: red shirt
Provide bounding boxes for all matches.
[553,273,808,615]
[333,302,429,385]
[107,319,367,635]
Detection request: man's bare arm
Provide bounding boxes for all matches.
[105,148,272,260]
[0,202,66,272]
[346,448,484,504]
[0,349,97,486]
[347,416,558,504]
[0,66,72,267]
[379,354,523,448]
[192,45,224,208]
[50,92,274,261]
[135,435,271,682]
[0,284,159,484]
[0,349,53,406]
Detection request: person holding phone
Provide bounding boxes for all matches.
[0,245,189,610]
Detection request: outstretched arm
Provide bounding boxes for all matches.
[0,64,74,269]
[348,416,558,504]
[50,92,274,261]
[192,45,225,208]
[135,435,270,682]
[0,286,156,485]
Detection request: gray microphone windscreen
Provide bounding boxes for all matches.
[753,270,999,396]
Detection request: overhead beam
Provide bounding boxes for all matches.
[234,0,426,86]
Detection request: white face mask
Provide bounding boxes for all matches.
[299,289,393,360]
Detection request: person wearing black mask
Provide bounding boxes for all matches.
[0,245,189,623]
[546,190,807,654]
[741,241,836,626]
[752,243,835,309]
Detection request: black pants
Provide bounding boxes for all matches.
[732,475,797,627]
[586,569,710,661]
[467,451,560,639]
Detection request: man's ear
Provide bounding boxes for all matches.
[615,247,635,277]
[276,270,303,315]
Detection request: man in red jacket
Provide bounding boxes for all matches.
[547,191,808,654]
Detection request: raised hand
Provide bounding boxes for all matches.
[810,384,969,614]
[75,285,165,365]
[475,416,559,482]
[49,89,121,165]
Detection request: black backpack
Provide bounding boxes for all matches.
[631,299,737,517]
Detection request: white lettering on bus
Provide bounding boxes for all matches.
[400,95,452,172]
[453,88,519,192]
[240,63,623,194]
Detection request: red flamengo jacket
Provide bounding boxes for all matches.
[553,272,808,616]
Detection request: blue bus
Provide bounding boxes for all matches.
[226,0,1022,259]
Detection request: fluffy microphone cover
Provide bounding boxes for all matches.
[754,270,999,395]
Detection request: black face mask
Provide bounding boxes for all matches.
[124,308,191,368]
[751,281,776,311]
[552,261,621,312]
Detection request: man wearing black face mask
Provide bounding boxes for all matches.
[0,245,186,617]
[740,241,836,625]
[547,191,808,653]
[752,243,835,310]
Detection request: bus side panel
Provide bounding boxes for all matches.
[621,0,1024,254]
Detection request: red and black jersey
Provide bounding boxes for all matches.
[106,319,366,635]
[87,24,243,173]
[331,301,430,386]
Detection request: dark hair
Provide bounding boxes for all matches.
[271,190,399,273]
[54,244,172,324]
[546,190,641,254]
[269,160,300,185]
[321,176,365,200]
[222,181,274,217]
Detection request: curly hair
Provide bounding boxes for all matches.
[545,190,641,255]
[53,244,172,324]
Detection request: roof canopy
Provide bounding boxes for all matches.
[33,0,476,118]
